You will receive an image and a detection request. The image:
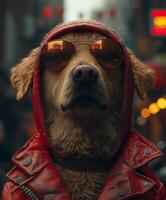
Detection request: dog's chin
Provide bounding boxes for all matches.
[60,96,107,117]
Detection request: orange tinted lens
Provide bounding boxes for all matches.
[90,39,123,68]
[41,40,75,69]
[42,40,64,56]
[91,40,104,50]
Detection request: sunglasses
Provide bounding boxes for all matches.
[40,39,123,70]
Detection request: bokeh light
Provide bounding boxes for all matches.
[141,108,151,118]
[157,98,166,109]
[149,103,160,115]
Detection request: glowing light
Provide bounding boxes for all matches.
[157,98,166,109]
[149,103,160,115]
[42,5,53,22]
[141,108,151,118]
[153,17,166,28]
[150,9,166,36]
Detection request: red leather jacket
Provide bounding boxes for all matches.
[2,21,165,199]
[2,130,165,200]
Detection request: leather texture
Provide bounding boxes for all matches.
[2,130,166,200]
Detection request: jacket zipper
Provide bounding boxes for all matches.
[20,185,40,200]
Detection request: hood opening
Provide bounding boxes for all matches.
[31,20,134,158]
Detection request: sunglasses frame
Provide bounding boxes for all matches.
[40,38,123,70]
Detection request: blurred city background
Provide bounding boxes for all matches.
[0,0,166,194]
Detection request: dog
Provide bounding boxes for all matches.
[3,21,165,200]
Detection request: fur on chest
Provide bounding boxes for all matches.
[59,167,108,200]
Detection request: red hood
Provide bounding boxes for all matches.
[31,20,134,157]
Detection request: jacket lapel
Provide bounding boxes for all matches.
[98,160,156,200]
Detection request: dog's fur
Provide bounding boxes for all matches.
[10,31,153,200]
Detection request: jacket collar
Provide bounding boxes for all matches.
[120,129,162,168]
[12,130,162,174]
[9,130,162,199]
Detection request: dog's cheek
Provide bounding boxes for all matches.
[104,69,123,111]
[51,68,72,110]
[42,70,59,109]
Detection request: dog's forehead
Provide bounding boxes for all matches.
[59,31,106,41]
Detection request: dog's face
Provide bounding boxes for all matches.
[10,28,153,158]
[42,32,123,124]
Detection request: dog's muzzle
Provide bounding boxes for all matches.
[61,64,107,112]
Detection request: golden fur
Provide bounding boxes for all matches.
[10,31,153,200]
[127,48,153,100]
[11,48,39,100]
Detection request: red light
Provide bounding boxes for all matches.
[150,9,166,36]
[150,27,166,36]
[151,9,166,17]
[106,9,116,18]
[42,5,53,22]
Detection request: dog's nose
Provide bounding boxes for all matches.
[72,65,98,82]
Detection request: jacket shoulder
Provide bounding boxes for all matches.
[120,130,163,168]
[4,135,71,200]
[11,134,53,175]
[2,135,52,200]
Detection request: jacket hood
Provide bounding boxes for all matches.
[31,20,134,157]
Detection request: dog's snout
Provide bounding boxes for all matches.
[72,65,98,82]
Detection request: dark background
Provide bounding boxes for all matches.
[0,0,166,195]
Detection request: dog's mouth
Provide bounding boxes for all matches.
[61,94,107,113]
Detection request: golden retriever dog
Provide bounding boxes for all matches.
[8,21,155,200]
